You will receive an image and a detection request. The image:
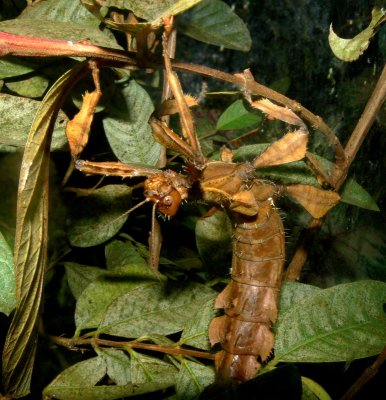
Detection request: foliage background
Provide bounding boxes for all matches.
[0,0,385,398]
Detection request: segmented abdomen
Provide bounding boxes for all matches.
[208,201,285,383]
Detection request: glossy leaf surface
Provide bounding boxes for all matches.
[178,0,252,51]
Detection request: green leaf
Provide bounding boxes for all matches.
[0,228,15,315]
[301,376,332,400]
[14,0,121,48]
[256,162,320,186]
[67,184,132,248]
[180,298,216,350]
[5,75,49,98]
[232,143,269,161]
[0,58,40,80]
[20,0,101,27]
[328,6,386,62]
[340,178,380,211]
[233,147,324,186]
[178,0,252,52]
[2,61,89,398]
[130,350,178,384]
[98,282,216,337]
[103,79,161,165]
[75,264,160,331]
[195,209,232,275]
[100,0,202,22]
[43,355,175,400]
[98,348,131,385]
[216,99,262,130]
[278,282,321,315]
[105,239,147,270]
[175,360,215,400]
[274,280,386,363]
[0,94,68,150]
[65,263,106,300]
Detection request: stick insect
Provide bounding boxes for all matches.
[69,28,340,384]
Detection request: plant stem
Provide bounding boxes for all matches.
[0,32,345,173]
[334,63,386,189]
[340,346,386,400]
[285,63,386,281]
[49,334,215,360]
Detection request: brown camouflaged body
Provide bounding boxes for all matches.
[201,161,285,383]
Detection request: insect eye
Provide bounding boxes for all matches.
[163,195,173,206]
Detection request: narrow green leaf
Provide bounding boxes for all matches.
[0,94,68,150]
[100,0,202,22]
[65,262,106,300]
[44,354,175,400]
[175,360,215,400]
[275,280,386,363]
[340,178,380,211]
[301,376,332,400]
[178,0,252,51]
[98,282,216,337]
[329,6,386,61]
[75,264,160,331]
[103,79,161,165]
[2,61,89,398]
[0,229,15,315]
[105,239,147,270]
[67,184,132,248]
[216,99,261,130]
[180,298,216,350]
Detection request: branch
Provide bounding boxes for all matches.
[340,346,386,400]
[0,32,345,174]
[49,335,215,361]
[285,63,386,281]
[334,63,386,189]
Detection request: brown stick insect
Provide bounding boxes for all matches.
[68,24,340,385]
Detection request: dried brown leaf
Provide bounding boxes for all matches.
[251,98,306,128]
[66,89,101,159]
[286,184,340,218]
[157,95,197,117]
[253,130,308,168]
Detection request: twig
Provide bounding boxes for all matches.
[340,346,386,400]
[158,27,177,168]
[284,63,386,281]
[334,63,386,189]
[49,334,215,360]
[0,32,345,173]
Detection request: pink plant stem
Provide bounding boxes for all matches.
[0,31,135,65]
